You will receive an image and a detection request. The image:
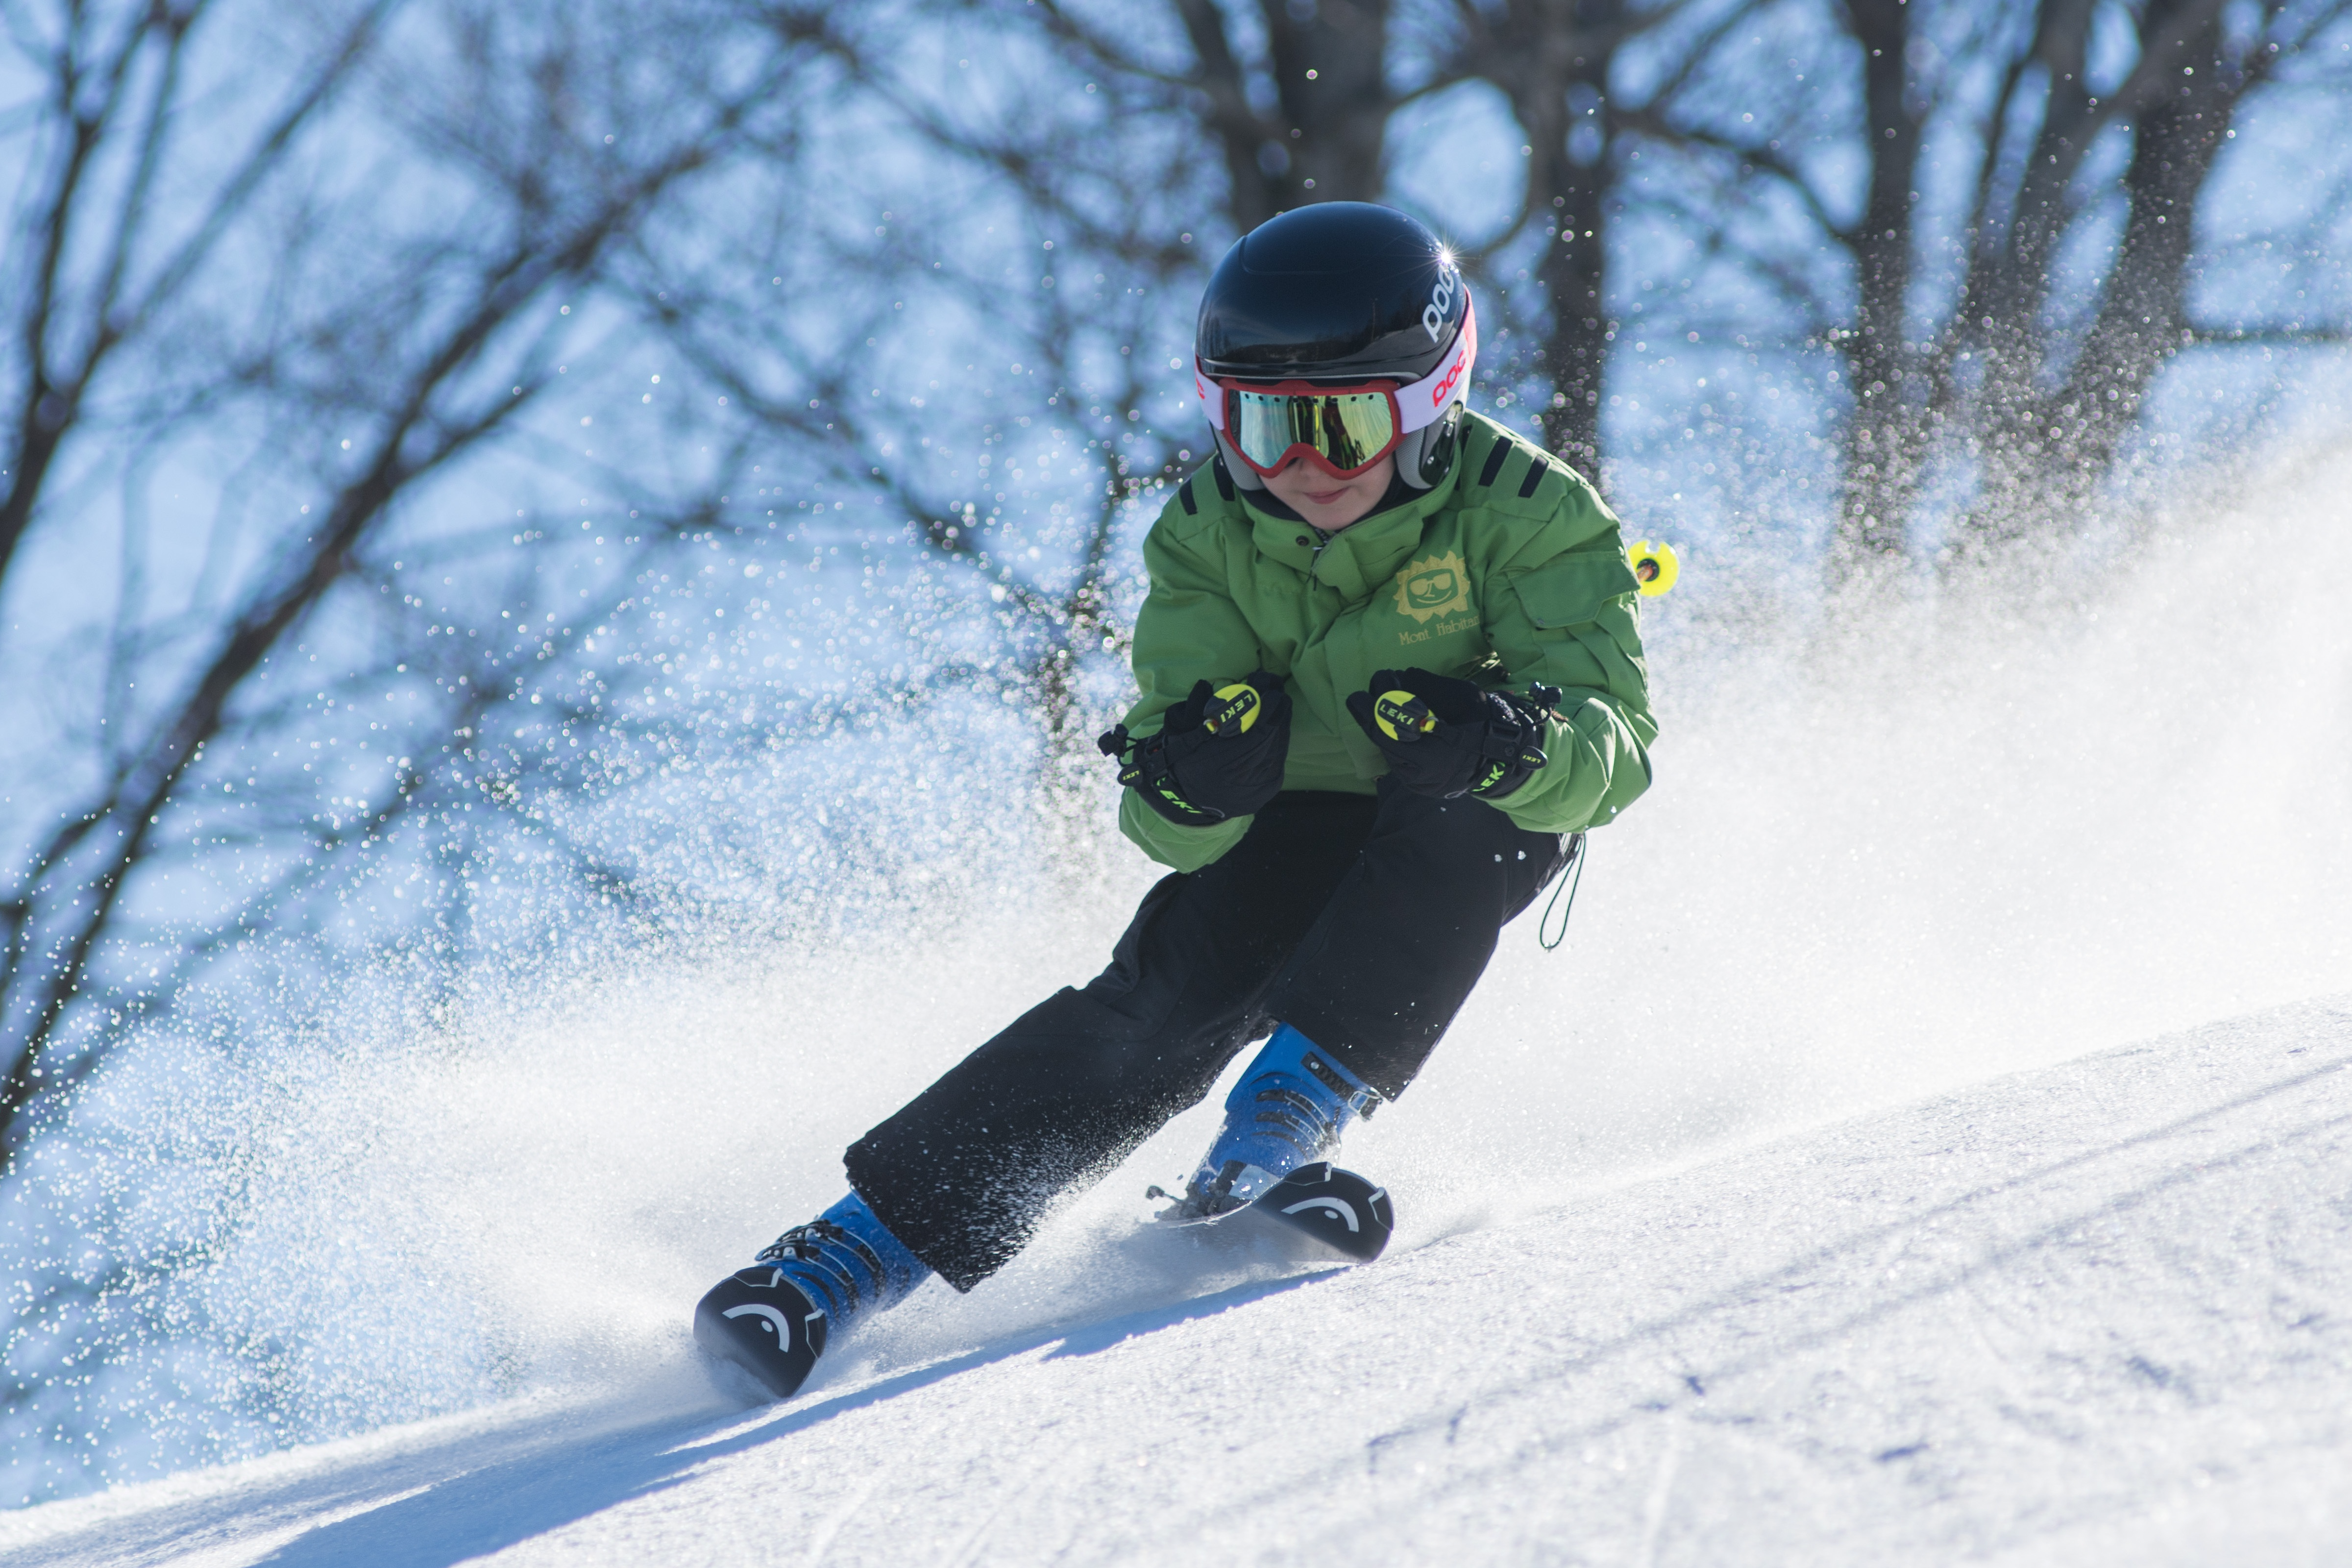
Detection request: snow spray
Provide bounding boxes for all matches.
[10,442,2352,1503]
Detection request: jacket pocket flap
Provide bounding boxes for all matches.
[1511,551,1642,628]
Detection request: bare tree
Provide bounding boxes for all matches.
[1616,0,2352,581]
[1168,0,1394,218]
[971,0,1718,487]
[840,0,2352,595]
[0,0,856,1183]
[634,2,1227,823]
[1485,0,1636,469]
[0,0,909,1495]
[1942,0,2352,558]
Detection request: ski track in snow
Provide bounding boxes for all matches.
[6,997,2349,1567]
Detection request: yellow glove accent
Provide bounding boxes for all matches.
[1201,682,1261,735]
[1372,690,1437,741]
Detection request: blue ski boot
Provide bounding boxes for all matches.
[693,1190,928,1401]
[1157,1023,1383,1220]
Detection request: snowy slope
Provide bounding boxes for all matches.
[7,997,2348,1567]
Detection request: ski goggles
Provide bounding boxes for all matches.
[1198,298,1477,479]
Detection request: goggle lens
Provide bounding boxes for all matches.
[1227,388,1399,477]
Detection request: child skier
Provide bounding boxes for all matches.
[695,201,1658,1400]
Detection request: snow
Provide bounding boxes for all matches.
[13,427,2352,1556]
[7,997,2348,1566]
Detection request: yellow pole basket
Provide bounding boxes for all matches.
[1627,539,1679,597]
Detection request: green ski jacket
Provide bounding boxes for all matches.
[1118,410,1659,871]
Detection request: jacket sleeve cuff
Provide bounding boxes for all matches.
[1485,701,1651,834]
[1118,788,1252,871]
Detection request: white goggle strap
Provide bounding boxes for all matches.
[1194,294,1476,437]
[1398,295,1476,433]
[1195,363,1226,432]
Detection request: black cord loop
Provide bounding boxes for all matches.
[1538,832,1587,952]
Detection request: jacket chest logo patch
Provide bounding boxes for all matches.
[1393,551,1471,624]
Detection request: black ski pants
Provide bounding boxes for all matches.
[846,781,1570,1290]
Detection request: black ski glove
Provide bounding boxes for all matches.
[1344,667,1559,801]
[1098,670,1293,827]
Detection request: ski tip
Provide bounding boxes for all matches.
[1249,1163,1395,1263]
[692,1269,825,1403]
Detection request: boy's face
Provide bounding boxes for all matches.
[1260,451,1397,534]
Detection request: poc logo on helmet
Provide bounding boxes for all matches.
[1422,265,1459,343]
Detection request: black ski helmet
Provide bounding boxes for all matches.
[1194,202,1474,490]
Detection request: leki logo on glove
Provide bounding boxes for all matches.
[1392,551,1471,623]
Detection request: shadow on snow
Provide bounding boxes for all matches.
[229,1270,1331,1568]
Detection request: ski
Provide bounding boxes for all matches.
[1154,1162,1395,1264]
